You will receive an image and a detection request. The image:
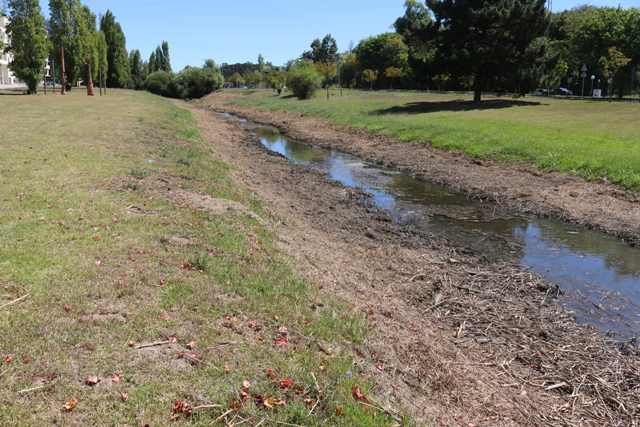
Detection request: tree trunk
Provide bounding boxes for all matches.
[60,47,66,95]
[86,61,94,96]
[326,86,329,100]
[473,74,483,103]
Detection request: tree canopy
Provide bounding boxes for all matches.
[100,10,129,88]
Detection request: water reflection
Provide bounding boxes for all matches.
[252,124,640,340]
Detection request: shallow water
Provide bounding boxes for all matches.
[219,113,640,341]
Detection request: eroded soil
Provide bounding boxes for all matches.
[202,92,640,247]
[184,101,640,426]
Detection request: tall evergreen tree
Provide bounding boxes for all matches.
[128,49,143,88]
[154,45,163,72]
[161,40,171,72]
[76,4,96,95]
[148,50,157,73]
[425,0,547,102]
[99,9,129,87]
[95,30,108,93]
[5,0,49,94]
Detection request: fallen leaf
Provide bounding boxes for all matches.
[279,378,294,389]
[21,355,32,364]
[274,336,289,346]
[242,379,251,389]
[95,260,102,267]
[351,385,368,403]
[304,398,315,407]
[84,375,100,386]
[120,392,129,402]
[63,304,72,313]
[335,405,344,416]
[4,355,12,364]
[63,398,78,412]
[224,364,231,373]
[127,341,136,348]
[168,336,178,344]
[159,312,171,321]
[229,399,242,411]
[186,341,197,350]
[263,396,286,409]
[111,373,122,383]
[93,235,101,241]
[171,399,192,417]
[265,368,276,380]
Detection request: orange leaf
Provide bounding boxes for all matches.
[263,396,286,409]
[63,398,78,412]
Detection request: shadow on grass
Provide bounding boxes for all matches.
[371,99,544,115]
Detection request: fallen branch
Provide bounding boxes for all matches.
[0,294,29,310]
[18,383,53,395]
[135,340,172,350]
[193,403,222,411]
[213,409,233,423]
[357,400,402,423]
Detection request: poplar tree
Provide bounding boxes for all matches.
[100,9,129,87]
[5,0,49,94]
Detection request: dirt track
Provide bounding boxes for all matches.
[202,93,640,247]
[184,100,640,426]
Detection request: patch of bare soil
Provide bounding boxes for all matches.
[202,93,640,246]
[182,101,640,426]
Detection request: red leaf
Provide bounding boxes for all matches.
[171,399,193,417]
[274,336,289,346]
[351,385,368,402]
[85,375,100,386]
[279,378,294,389]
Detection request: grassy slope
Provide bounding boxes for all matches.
[0,91,395,426]
[230,89,640,191]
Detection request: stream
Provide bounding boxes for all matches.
[219,112,640,342]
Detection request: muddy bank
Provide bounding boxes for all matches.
[201,92,640,247]
[184,101,639,426]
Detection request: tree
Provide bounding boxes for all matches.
[303,34,339,64]
[49,0,80,94]
[355,33,408,89]
[161,40,171,72]
[600,47,632,98]
[128,49,144,89]
[425,0,547,102]
[384,67,403,89]
[5,0,48,94]
[362,69,378,90]
[287,61,322,99]
[266,69,287,94]
[95,30,108,94]
[245,70,263,87]
[315,62,337,99]
[76,5,97,96]
[228,72,244,88]
[100,10,129,88]
[394,0,435,89]
[339,52,358,88]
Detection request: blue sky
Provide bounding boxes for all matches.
[38,0,640,70]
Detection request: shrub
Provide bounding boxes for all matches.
[144,71,172,96]
[176,66,224,99]
[287,62,322,99]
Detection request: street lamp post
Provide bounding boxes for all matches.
[581,64,588,98]
[590,75,595,97]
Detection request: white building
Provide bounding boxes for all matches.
[0,14,19,86]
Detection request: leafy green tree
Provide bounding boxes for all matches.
[266,69,287,94]
[355,33,408,89]
[228,72,244,88]
[394,0,435,89]
[95,30,108,93]
[148,51,157,73]
[315,62,337,99]
[76,5,97,95]
[303,34,339,63]
[287,61,322,99]
[425,0,547,102]
[5,0,48,94]
[245,70,263,87]
[362,69,379,90]
[49,0,81,93]
[384,67,403,89]
[100,10,129,88]
[128,49,144,89]
[339,52,358,88]
[600,47,632,97]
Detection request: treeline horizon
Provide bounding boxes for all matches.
[220,1,640,100]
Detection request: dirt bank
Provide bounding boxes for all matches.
[201,92,640,247]
[184,101,640,426]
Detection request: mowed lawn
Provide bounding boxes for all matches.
[230,90,640,191]
[0,91,392,426]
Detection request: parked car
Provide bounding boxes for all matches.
[555,87,573,96]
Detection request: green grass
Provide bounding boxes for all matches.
[230,89,640,191]
[0,90,398,426]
